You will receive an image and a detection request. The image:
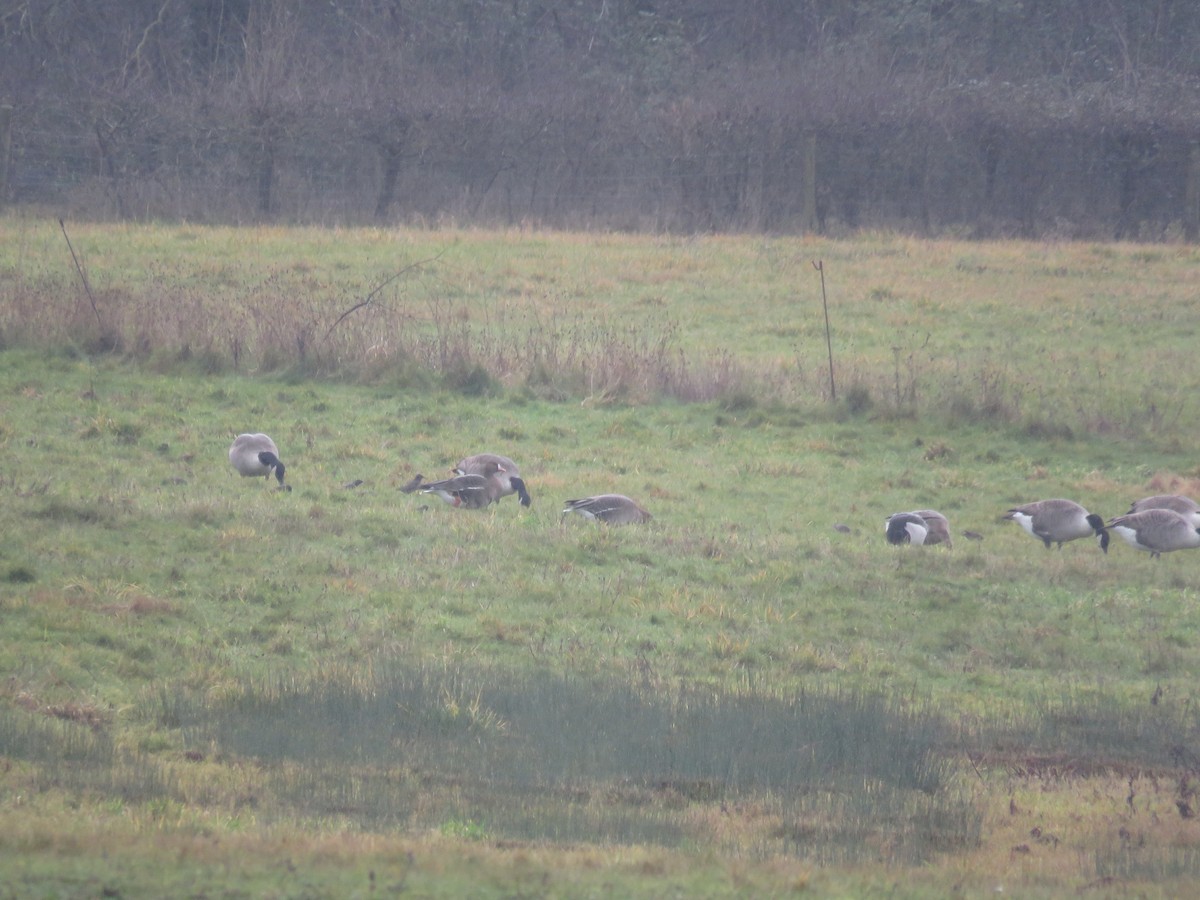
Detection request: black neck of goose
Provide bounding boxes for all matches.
[511,476,531,507]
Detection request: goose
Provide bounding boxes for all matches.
[562,494,652,525]
[1127,494,1200,528]
[910,509,953,547]
[418,459,510,509]
[885,512,929,545]
[229,433,288,488]
[454,453,531,507]
[886,509,952,547]
[1107,508,1200,559]
[1003,499,1108,553]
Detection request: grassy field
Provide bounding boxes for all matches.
[2,216,1200,895]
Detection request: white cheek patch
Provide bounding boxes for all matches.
[906,523,928,545]
[1009,512,1038,538]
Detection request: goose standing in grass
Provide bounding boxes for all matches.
[454,453,531,506]
[1003,499,1108,553]
[1107,508,1200,559]
[418,459,510,509]
[562,494,652,525]
[229,433,289,489]
[1127,494,1200,528]
[886,509,952,547]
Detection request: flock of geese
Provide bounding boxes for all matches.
[232,432,1200,554]
[228,434,653,524]
[888,496,1200,559]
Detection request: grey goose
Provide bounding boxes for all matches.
[1107,508,1200,559]
[1127,494,1200,528]
[229,433,288,489]
[1003,499,1108,553]
[418,458,511,509]
[562,494,652,525]
[455,453,531,506]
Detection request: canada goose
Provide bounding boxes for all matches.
[1107,508,1200,559]
[910,509,952,547]
[885,512,929,545]
[886,509,953,547]
[455,453,531,507]
[562,494,652,525]
[1127,494,1200,528]
[418,459,509,509]
[229,433,288,489]
[1003,499,1108,553]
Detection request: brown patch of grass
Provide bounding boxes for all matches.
[12,692,109,732]
[1144,474,1200,498]
[99,594,176,617]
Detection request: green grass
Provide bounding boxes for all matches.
[3,217,1200,895]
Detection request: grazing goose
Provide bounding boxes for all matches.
[910,509,953,547]
[418,459,509,509]
[1127,494,1200,528]
[1003,499,1108,553]
[1107,508,1200,559]
[455,453,531,507]
[229,433,288,488]
[885,512,929,546]
[562,494,652,525]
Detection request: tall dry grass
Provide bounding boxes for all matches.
[4,219,1200,437]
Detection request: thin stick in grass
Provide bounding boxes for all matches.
[60,218,103,333]
[813,259,835,402]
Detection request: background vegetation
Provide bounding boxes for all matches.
[2,216,1200,894]
[2,0,1200,238]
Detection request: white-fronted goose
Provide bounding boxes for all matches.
[1127,494,1200,528]
[455,453,531,507]
[229,433,288,489]
[562,494,652,525]
[1003,499,1108,553]
[419,459,509,509]
[1107,508,1200,559]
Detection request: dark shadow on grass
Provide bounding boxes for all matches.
[173,662,979,863]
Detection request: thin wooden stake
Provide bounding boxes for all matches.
[813,259,835,401]
[60,218,104,332]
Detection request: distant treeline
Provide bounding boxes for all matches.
[2,1,1198,239]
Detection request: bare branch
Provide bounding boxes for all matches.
[322,250,446,343]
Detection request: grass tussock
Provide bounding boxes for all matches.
[1,269,756,405]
